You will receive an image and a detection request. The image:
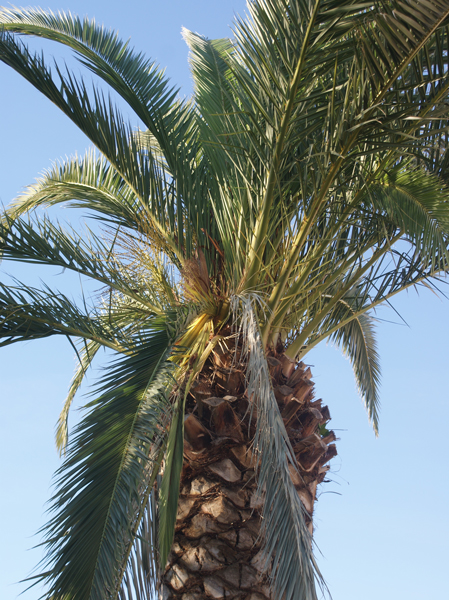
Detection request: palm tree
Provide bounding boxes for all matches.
[1,1,449,599]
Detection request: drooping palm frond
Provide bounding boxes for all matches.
[0,7,181,157]
[0,31,199,258]
[157,391,185,570]
[0,8,220,264]
[0,213,173,313]
[311,291,382,433]
[232,294,324,600]
[33,316,177,600]
[0,281,124,350]
[118,491,159,600]
[56,339,101,455]
[330,308,381,433]
[6,151,150,233]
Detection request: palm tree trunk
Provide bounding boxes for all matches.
[161,336,336,599]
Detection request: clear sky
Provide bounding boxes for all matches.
[0,2,448,599]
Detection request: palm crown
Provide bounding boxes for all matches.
[1,1,449,599]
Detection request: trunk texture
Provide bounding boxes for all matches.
[161,333,336,599]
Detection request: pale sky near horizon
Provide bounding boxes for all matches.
[0,2,448,599]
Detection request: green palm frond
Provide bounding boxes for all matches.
[321,295,382,433]
[6,152,147,232]
[0,281,124,350]
[157,392,185,569]
[0,10,210,262]
[332,309,381,433]
[33,317,176,600]
[56,339,101,455]
[0,213,173,313]
[118,492,159,600]
[372,167,449,266]
[184,30,263,284]
[0,33,185,254]
[0,7,181,152]
[356,0,449,104]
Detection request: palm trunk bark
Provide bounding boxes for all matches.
[161,335,336,599]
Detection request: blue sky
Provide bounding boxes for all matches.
[0,2,448,599]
